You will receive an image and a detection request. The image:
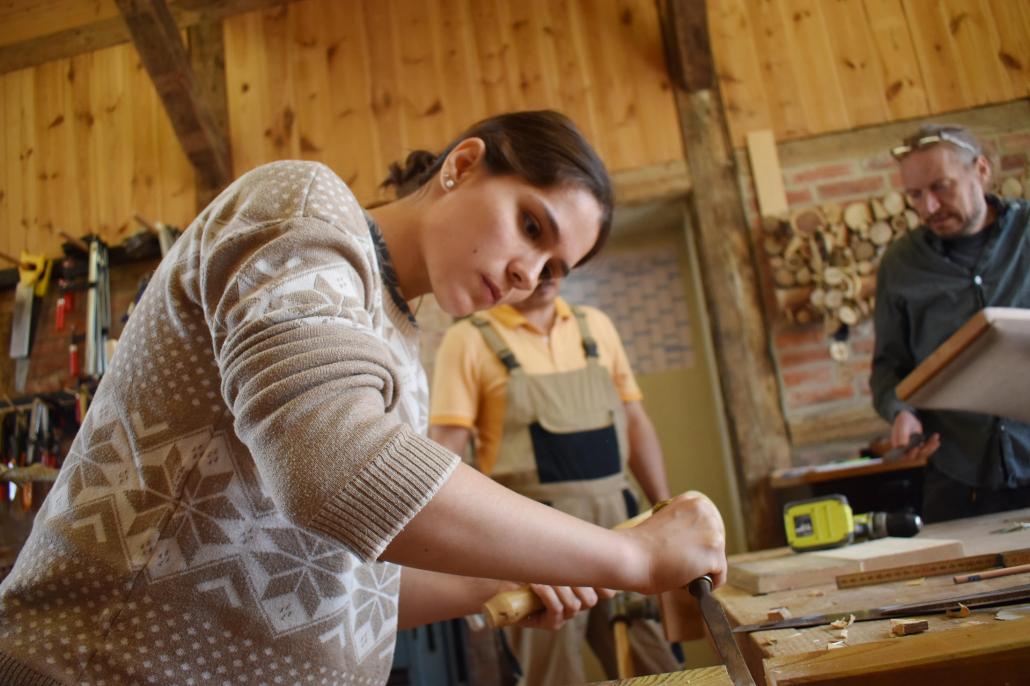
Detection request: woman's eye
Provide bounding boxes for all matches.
[523,213,541,240]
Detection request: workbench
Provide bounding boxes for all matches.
[717,507,1030,685]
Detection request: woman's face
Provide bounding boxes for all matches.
[422,165,603,317]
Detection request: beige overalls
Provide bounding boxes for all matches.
[471,309,680,686]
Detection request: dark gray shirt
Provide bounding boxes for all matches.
[870,195,1030,488]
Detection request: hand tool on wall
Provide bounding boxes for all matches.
[689,575,756,686]
[5,251,52,392]
[84,238,111,378]
[733,582,1030,633]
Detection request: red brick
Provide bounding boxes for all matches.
[1000,132,1030,152]
[786,188,813,206]
[1001,153,1027,172]
[782,365,834,388]
[850,336,875,356]
[863,154,896,172]
[778,347,832,368]
[787,384,856,409]
[817,175,886,200]
[790,163,856,184]
[773,325,826,350]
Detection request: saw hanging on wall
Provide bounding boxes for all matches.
[3,251,52,392]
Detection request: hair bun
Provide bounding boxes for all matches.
[383,150,439,197]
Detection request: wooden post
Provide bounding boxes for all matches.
[188,19,231,209]
[115,0,232,189]
[658,0,792,550]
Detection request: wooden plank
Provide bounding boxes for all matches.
[660,0,792,551]
[364,0,406,191]
[468,0,517,114]
[861,0,929,122]
[33,59,65,254]
[68,51,97,238]
[820,0,889,128]
[728,538,963,594]
[706,0,773,147]
[747,0,808,141]
[115,0,231,188]
[548,0,601,153]
[0,0,120,46]
[222,9,268,176]
[987,0,1030,98]
[435,0,487,136]
[898,308,1030,424]
[610,160,691,207]
[777,0,850,135]
[769,454,925,490]
[391,0,448,151]
[590,666,732,685]
[130,35,163,225]
[764,618,1030,686]
[942,0,1014,106]
[0,0,305,74]
[746,130,789,220]
[895,308,993,401]
[618,0,683,167]
[322,0,382,201]
[287,0,332,162]
[903,0,968,114]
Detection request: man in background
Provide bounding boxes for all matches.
[429,277,680,685]
[871,123,1030,522]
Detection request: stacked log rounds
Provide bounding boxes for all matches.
[767,189,922,330]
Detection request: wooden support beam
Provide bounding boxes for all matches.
[189,19,231,208]
[0,0,299,74]
[115,0,231,189]
[658,0,792,551]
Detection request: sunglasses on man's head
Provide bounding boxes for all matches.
[891,132,981,160]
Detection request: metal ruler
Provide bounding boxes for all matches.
[835,547,1030,589]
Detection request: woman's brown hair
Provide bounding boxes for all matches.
[383,110,613,266]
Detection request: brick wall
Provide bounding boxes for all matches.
[735,115,1030,443]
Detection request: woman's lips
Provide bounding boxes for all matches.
[482,276,501,305]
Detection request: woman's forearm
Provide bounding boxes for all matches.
[382,463,648,591]
[397,567,503,629]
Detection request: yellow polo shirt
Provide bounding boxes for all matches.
[429,297,642,475]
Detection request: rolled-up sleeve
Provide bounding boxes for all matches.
[202,214,458,560]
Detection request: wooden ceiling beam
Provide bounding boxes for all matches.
[0,0,298,74]
[115,0,230,188]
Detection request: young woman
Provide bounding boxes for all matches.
[0,111,726,685]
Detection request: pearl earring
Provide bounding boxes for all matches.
[443,176,455,190]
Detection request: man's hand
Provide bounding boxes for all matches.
[622,491,727,595]
[891,410,941,461]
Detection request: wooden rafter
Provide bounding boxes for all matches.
[0,0,300,74]
[658,0,792,551]
[115,0,231,188]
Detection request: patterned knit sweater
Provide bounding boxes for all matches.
[0,161,459,685]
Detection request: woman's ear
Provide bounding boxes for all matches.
[443,137,487,187]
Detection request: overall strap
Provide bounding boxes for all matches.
[571,306,599,359]
[470,316,521,371]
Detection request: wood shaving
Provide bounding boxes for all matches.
[807,589,825,597]
[946,603,970,619]
[904,577,926,586]
[827,639,847,650]
[767,606,792,620]
[760,637,778,647]
[829,614,856,629]
[788,632,803,638]
[890,618,929,636]
[835,629,848,640]
[994,610,1023,621]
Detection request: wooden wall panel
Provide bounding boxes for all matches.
[712,0,1030,146]
[221,0,682,203]
[0,42,195,256]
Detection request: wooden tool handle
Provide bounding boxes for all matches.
[482,589,545,628]
[480,500,670,628]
